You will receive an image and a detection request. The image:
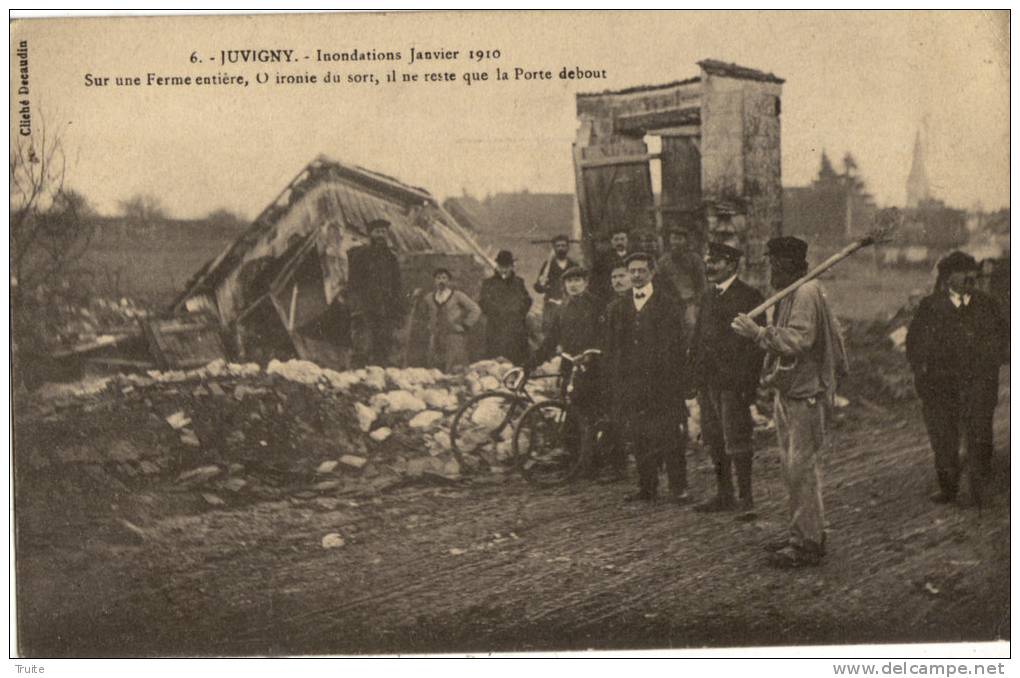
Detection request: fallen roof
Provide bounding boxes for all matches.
[175,156,488,309]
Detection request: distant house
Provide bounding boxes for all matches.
[174,156,492,367]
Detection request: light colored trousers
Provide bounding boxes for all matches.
[773,393,827,551]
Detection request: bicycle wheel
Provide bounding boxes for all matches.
[450,391,526,471]
[513,400,586,486]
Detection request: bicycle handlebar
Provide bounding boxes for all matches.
[559,348,603,364]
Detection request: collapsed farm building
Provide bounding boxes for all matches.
[172,156,494,369]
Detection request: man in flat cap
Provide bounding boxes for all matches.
[604,251,689,503]
[732,236,848,567]
[410,267,482,373]
[690,242,765,517]
[657,225,708,340]
[527,265,604,473]
[480,250,532,366]
[906,251,1008,505]
[347,218,405,367]
[534,234,579,337]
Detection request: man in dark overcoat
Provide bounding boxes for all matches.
[605,251,688,503]
[347,218,404,367]
[690,242,764,516]
[479,249,532,366]
[906,251,1008,504]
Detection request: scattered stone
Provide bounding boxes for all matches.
[834,395,851,409]
[117,519,148,544]
[166,411,191,430]
[201,493,225,506]
[177,465,221,484]
[322,533,346,549]
[369,427,392,442]
[340,455,368,470]
[234,384,267,400]
[373,390,427,414]
[409,410,444,429]
[192,386,209,397]
[355,402,377,432]
[317,460,340,474]
[222,477,247,492]
[180,430,201,447]
[313,480,341,491]
[449,547,467,556]
[208,383,226,397]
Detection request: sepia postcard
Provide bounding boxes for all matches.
[8,10,1011,661]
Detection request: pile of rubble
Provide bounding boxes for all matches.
[17,358,551,530]
[36,295,151,352]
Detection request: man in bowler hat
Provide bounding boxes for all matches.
[480,250,532,366]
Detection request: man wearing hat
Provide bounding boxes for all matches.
[604,251,689,503]
[657,226,707,340]
[906,251,1008,504]
[732,236,848,568]
[480,250,532,366]
[410,267,482,373]
[347,218,405,367]
[690,242,765,517]
[534,234,579,337]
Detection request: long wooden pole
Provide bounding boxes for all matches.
[746,239,867,320]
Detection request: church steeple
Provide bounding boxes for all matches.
[906,129,930,208]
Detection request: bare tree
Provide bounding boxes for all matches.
[10,119,96,305]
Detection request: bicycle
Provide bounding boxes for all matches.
[512,348,607,486]
[449,364,559,473]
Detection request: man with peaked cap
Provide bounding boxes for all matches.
[480,250,532,366]
[604,251,689,503]
[347,218,405,367]
[732,236,849,568]
[534,234,579,337]
[690,242,765,517]
[906,250,1008,505]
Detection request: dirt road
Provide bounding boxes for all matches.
[15,372,1010,656]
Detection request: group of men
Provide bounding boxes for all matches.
[345,218,1006,570]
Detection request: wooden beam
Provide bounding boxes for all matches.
[648,125,701,137]
[579,153,660,169]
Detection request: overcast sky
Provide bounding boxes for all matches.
[10,10,1010,219]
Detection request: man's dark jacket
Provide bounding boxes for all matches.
[530,291,601,367]
[690,278,765,394]
[604,286,687,421]
[906,289,1008,394]
[480,272,532,364]
[347,243,403,320]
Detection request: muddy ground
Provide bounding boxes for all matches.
[14,369,1010,657]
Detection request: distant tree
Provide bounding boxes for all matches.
[118,193,167,225]
[206,207,248,230]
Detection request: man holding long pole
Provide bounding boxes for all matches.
[731,237,849,568]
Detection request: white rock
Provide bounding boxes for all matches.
[432,430,452,451]
[322,369,362,391]
[267,359,322,384]
[370,427,392,442]
[409,410,444,429]
[166,411,191,429]
[321,533,346,549]
[834,395,851,409]
[889,326,908,351]
[204,359,226,377]
[479,375,500,391]
[470,397,508,429]
[317,460,340,474]
[354,402,377,432]
[339,454,368,470]
[378,390,427,413]
[419,388,458,411]
[363,366,387,391]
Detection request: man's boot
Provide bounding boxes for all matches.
[733,453,756,521]
[694,457,735,513]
